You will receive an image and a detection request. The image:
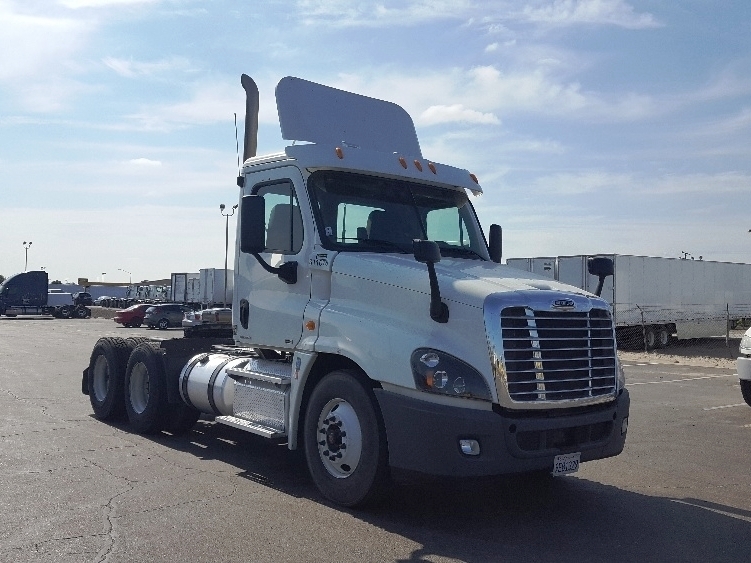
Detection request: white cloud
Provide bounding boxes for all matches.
[297,0,472,27]
[0,2,95,110]
[531,171,633,195]
[128,157,162,166]
[420,104,500,126]
[59,0,159,8]
[485,42,499,53]
[519,0,662,29]
[103,56,196,78]
[125,81,245,131]
[651,172,751,195]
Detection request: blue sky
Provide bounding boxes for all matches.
[1,0,750,283]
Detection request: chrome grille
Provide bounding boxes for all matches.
[500,306,616,402]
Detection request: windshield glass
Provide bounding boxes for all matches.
[307,171,489,259]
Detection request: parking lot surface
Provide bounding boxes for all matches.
[1,318,750,562]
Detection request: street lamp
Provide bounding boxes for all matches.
[118,268,132,284]
[22,241,32,271]
[101,272,106,282]
[220,203,238,307]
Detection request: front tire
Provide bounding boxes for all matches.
[741,380,751,407]
[303,370,389,507]
[124,342,167,433]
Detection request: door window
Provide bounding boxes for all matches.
[254,182,304,254]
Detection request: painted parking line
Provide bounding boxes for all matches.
[627,373,736,386]
[703,403,747,411]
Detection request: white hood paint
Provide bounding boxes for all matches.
[330,253,592,309]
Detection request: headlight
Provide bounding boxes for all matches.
[740,330,751,355]
[411,348,492,401]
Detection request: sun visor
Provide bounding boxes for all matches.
[275,76,422,159]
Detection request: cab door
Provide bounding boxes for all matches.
[235,166,312,350]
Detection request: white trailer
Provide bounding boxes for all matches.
[507,254,751,348]
[171,272,200,304]
[82,74,629,507]
[200,268,233,307]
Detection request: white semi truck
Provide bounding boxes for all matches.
[82,74,629,507]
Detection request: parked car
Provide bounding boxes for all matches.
[94,295,112,306]
[737,327,751,407]
[113,303,152,328]
[144,303,192,329]
[182,307,232,328]
[72,291,93,306]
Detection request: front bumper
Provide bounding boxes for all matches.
[375,389,630,477]
[737,356,751,381]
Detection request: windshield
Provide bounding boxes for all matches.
[307,171,489,260]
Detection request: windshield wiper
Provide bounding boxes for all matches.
[436,245,487,260]
[357,238,410,254]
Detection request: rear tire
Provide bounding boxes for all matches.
[157,318,170,330]
[88,337,130,420]
[124,342,168,433]
[644,326,657,350]
[656,326,671,348]
[303,370,389,507]
[741,380,751,407]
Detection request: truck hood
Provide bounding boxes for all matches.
[331,253,592,308]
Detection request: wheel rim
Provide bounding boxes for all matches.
[129,362,150,414]
[92,355,110,402]
[316,398,363,478]
[158,319,168,329]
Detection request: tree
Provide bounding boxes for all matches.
[50,280,62,284]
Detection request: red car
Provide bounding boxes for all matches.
[113,303,151,327]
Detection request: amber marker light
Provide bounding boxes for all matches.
[305,320,316,331]
[469,172,479,184]
[413,160,423,172]
[428,162,437,174]
[335,147,344,159]
[398,156,407,168]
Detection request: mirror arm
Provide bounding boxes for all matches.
[426,262,449,323]
[251,253,298,285]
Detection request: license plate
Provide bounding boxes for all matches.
[552,452,580,476]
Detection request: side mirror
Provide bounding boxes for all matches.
[488,224,502,263]
[413,239,441,264]
[587,257,614,297]
[240,195,266,254]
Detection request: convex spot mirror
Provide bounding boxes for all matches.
[587,257,614,278]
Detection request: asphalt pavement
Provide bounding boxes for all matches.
[1,317,750,562]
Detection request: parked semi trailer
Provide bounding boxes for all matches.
[82,74,629,507]
[507,254,751,349]
[0,271,91,318]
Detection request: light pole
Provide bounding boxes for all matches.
[101,272,106,282]
[22,241,32,271]
[220,203,238,307]
[118,268,132,284]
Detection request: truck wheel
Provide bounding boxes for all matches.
[60,305,73,319]
[656,326,671,348]
[741,380,751,407]
[75,306,88,319]
[124,342,167,433]
[303,370,389,507]
[644,326,657,350]
[88,337,131,420]
[157,318,170,330]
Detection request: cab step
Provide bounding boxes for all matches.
[215,415,286,438]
